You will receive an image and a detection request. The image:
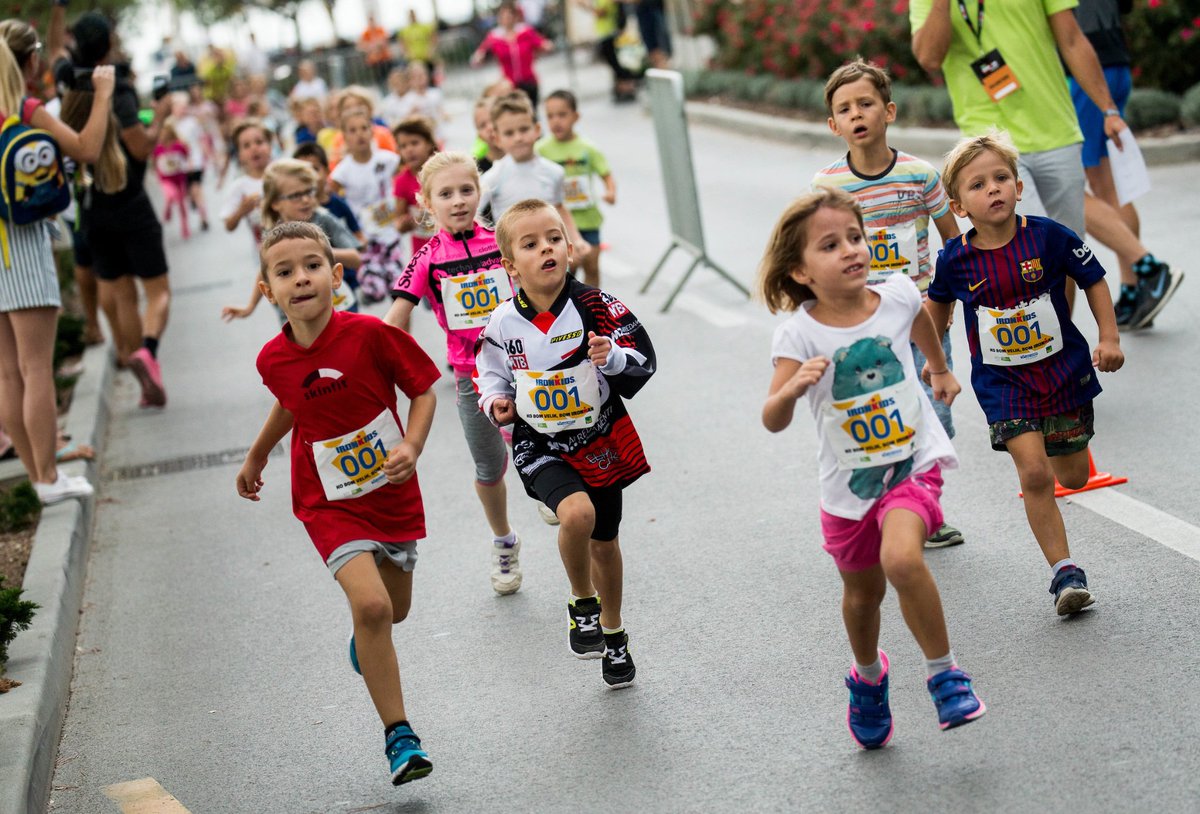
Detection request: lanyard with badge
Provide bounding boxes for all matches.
[960,0,1020,102]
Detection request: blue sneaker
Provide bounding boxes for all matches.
[349,633,361,675]
[385,724,433,785]
[927,667,986,730]
[1050,565,1095,616]
[844,650,893,749]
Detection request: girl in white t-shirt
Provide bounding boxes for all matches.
[759,186,984,750]
[329,107,404,303]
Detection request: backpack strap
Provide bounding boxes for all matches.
[20,96,41,126]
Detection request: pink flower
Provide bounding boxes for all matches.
[788,42,801,57]
[863,19,876,32]
[1182,27,1195,41]
[1147,0,1161,8]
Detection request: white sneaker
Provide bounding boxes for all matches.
[35,472,94,505]
[536,501,560,526]
[490,536,522,595]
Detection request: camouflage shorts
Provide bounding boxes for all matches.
[989,402,1095,457]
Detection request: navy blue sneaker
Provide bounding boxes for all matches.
[927,667,986,730]
[349,633,361,675]
[1050,565,1095,615]
[386,724,433,785]
[844,650,893,749]
[1129,262,1183,330]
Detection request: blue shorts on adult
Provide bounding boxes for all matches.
[1069,65,1131,168]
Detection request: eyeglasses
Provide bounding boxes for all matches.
[279,188,316,202]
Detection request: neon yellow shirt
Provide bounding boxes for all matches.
[536,135,611,231]
[400,23,436,63]
[909,0,1083,153]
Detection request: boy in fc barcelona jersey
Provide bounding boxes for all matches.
[926,133,1124,617]
[474,199,655,690]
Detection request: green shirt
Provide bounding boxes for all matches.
[535,135,611,231]
[909,0,1083,153]
[595,0,620,39]
[400,22,436,63]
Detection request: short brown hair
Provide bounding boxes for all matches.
[757,187,865,314]
[941,130,1020,202]
[231,118,269,151]
[392,115,438,149]
[823,58,892,114]
[495,199,561,260]
[490,90,535,124]
[259,221,334,281]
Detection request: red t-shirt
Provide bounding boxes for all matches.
[483,25,546,85]
[392,167,434,254]
[256,310,441,560]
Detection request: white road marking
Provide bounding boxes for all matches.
[1070,489,1200,563]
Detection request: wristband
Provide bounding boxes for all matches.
[1103,108,1120,118]
[928,368,949,375]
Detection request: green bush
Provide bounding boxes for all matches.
[0,483,40,534]
[1182,83,1200,126]
[0,574,39,678]
[54,312,85,371]
[1124,88,1182,130]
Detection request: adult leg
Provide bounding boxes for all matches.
[73,263,103,345]
[336,553,408,725]
[1006,431,1071,566]
[98,277,142,364]
[1086,161,1138,286]
[1020,146,1085,310]
[139,274,172,344]
[878,508,950,659]
[4,308,62,484]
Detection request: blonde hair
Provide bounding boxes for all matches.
[758,187,865,314]
[942,130,1020,202]
[495,198,560,261]
[260,159,318,230]
[823,58,892,114]
[158,117,180,145]
[0,29,30,121]
[259,221,333,281]
[489,91,534,124]
[418,151,480,232]
[59,90,128,195]
[334,86,377,118]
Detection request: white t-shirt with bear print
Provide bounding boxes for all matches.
[771,274,957,521]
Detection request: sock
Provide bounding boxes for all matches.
[855,656,884,684]
[570,593,599,606]
[1052,558,1076,576]
[493,530,517,547]
[1133,254,1160,278]
[602,625,624,637]
[385,719,411,738]
[1118,284,1137,302]
[925,651,956,677]
[142,336,159,359]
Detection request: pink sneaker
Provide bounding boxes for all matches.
[128,348,166,407]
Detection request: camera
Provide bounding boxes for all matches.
[152,73,200,101]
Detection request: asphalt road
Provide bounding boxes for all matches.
[47,65,1200,813]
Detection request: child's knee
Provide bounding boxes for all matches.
[843,580,885,613]
[1016,459,1057,496]
[556,493,595,537]
[589,537,619,563]
[351,592,393,629]
[391,604,410,624]
[880,548,928,589]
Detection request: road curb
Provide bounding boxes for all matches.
[0,342,112,814]
[684,101,1200,166]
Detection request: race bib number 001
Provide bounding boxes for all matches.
[821,380,922,470]
[514,362,601,434]
[563,175,594,211]
[311,409,403,501]
[332,284,357,313]
[867,223,918,284]
[440,269,512,331]
[976,292,1061,366]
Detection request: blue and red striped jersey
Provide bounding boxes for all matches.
[928,215,1106,423]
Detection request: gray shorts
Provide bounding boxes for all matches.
[456,375,508,484]
[1017,144,1086,240]
[326,540,418,578]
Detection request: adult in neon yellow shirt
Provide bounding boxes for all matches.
[910,0,1127,244]
[399,10,438,78]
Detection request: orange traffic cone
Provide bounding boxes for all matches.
[1019,450,1127,498]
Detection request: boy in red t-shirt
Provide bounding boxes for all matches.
[236,222,440,786]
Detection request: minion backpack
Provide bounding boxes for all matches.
[0,97,70,267]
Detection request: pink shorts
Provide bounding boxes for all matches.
[820,464,944,572]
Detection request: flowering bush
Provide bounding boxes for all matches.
[1125,0,1200,94]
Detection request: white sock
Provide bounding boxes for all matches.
[925,651,956,677]
[855,656,884,684]
[602,625,624,636]
[493,530,517,547]
[1052,558,1075,576]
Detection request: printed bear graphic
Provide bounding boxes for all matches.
[831,336,914,500]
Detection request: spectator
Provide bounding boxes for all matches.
[470,1,553,109]
[575,0,638,102]
[634,0,672,69]
[170,49,197,83]
[199,44,236,105]
[239,32,269,79]
[398,10,439,82]
[358,13,393,87]
[290,59,328,103]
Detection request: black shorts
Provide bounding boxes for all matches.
[87,202,169,282]
[529,463,623,542]
[70,217,93,268]
[186,170,203,185]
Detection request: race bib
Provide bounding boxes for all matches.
[368,200,396,229]
[867,223,918,284]
[821,379,922,470]
[156,152,185,176]
[311,409,403,501]
[514,361,601,434]
[332,284,357,313]
[440,268,512,331]
[563,175,594,211]
[976,292,1062,366]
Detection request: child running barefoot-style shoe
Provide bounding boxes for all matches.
[385,723,433,785]
[845,650,893,750]
[128,347,167,407]
[602,629,636,689]
[568,597,605,659]
[927,667,986,730]
[1050,564,1095,615]
[536,501,560,526]
[490,535,522,595]
[924,523,965,549]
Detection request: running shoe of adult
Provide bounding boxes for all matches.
[128,348,167,407]
[845,649,893,749]
[490,536,522,595]
[602,629,636,689]
[34,471,94,505]
[536,500,560,526]
[1114,289,1138,330]
[924,522,965,549]
[1050,565,1095,615]
[927,667,986,730]
[568,596,605,659]
[1129,263,1183,330]
[385,724,432,785]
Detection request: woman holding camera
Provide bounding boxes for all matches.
[0,19,114,504]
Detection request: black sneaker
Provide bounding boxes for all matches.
[1114,289,1138,330]
[924,522,965,549]
[602,630,636,689]
[1129,263,1183,330]
[568,597,604,659]
[1049,565,1095,616]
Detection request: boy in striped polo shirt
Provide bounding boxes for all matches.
[813,59,966,549]
[928,132,1124,616]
